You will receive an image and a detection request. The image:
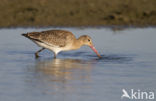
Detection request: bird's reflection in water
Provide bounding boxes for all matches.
[33,58,96,83]
[25,58,97,96]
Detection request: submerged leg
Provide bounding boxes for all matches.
[54,53,57,59]
[35,48,45,58]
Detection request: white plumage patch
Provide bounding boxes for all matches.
[33,40,70,55]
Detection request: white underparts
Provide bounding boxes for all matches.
[33,40,71,56]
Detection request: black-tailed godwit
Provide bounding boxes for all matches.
[22,30,101,58]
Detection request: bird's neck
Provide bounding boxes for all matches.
[71,38,83,50]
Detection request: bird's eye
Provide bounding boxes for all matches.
[88,39,90,42]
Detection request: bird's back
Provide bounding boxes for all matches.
[22,30,76,47]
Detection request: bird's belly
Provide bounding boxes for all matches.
[34,41,69,54]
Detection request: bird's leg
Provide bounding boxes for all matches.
[53,53,57,59]
[35,48,45,58]
[54,54,57,58]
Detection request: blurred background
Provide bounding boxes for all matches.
[0,0,156,27]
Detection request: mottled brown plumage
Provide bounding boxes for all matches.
[22,29,101,58]
[23,30,76,47]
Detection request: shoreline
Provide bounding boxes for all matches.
[0,25,155,30]
[0,0,156,27]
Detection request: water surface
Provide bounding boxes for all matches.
[0,27,156,101]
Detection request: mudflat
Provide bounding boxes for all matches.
[0,0,156,27]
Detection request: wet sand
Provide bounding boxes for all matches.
[0,0,156,27]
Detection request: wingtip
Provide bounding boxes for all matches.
[22,33,28,37]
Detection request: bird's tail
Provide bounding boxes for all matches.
[21,33,29,38]
[21,32,43,43]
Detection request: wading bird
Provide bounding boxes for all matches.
[22,30,101,58]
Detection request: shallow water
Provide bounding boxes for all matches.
[0,27,156,101]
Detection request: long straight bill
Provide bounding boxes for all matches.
[89,46,101,58]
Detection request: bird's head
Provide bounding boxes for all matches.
[78,35,93,46]
[78,35,101,58]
